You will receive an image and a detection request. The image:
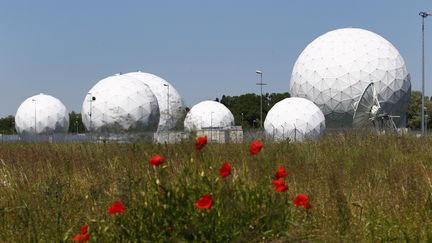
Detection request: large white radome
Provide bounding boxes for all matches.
[264,97,325,142]
[81,74,160,132]
[290,28,411,128]
[15,93,69,134]
[184,100,235,131]
[122,72,186,131]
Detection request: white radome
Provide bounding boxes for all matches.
[81,74,160,132]
[184,100,235,131]
[264,97,325,142]
[15,93,69,134]
[122,71,186,131]
[290,28,411,128]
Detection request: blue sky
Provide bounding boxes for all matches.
[0,1,430,116]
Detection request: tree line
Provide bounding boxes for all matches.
[0,91,429,133]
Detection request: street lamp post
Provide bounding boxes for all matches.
[32,99,37,134]
[164,84,170,142]
[420,11,432,136]
[426,107,428,134]
[88,93,96,132]
[210,112,214,142]
[281,123,285,140]
[255,70,267,129]
[270,124,275,140]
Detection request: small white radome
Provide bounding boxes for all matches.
[184,100,235,131]
[15,93,69,134]
[81,73,160,132]
[122,71,186,131]
[264,97,325,142]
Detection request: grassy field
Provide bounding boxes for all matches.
[1,133,432,242]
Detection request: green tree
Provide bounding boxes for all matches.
[218,92,290,128]
[406,91,432,129]
[0,115,16,134]
[68,112,85,133]
[407,91,421,129]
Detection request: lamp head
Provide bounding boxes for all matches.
[420,11,431,18]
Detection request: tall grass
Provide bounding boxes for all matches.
[1,133,432,241]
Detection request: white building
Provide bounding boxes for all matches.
[81,73,160,132]
[15,93,69,134]
[184,100,235,132]
[123,71,186,131]
[264,97,325,142]
[290,28,411,128]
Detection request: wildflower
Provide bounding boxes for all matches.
[108,200,126,215]
[149,154,164,166]
[272,178,288,192]
[249,140,263,156]
[294,194,312,209]
[275,166,288,179]
[72,225,90,242]
[219,162,232,178]
[195,136,208,150]
[195,194,213,209]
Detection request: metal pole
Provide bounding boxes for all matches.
[420,11,431,135]
[422,15,426,135]
[426,107,428,135]
[260,72,263,129]
[271,124,275,140]
[32,99,37,134]
[88,93,92,132]
[164,84,170,142]
[256,70,267,130]
[281,124,285,140]
[167,85,170,141]
[210,112,214,142]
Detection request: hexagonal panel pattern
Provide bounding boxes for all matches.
[81,74,160,132]
[184,100,234,132]
[123,71,186,131]
[290,28,411,128]
[15,93,69,134]
[264,97,325,142]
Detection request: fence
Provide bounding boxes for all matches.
[0,127,419,144]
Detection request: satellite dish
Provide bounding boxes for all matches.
[353,83,399,133]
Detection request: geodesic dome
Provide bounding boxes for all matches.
[122,71,186,131]
[15,93,69,134]
[184,100,235,131]
[290,28,411,128]
[81,73,160,132]
[264,97,325,142]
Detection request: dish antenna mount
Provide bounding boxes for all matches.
[352,83,399,133]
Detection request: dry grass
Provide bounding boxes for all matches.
[0,133,432,241]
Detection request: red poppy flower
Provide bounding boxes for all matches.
[149,154,164,166]
[108,200,126,215]
[272,178,288,192]
[219,162,232,177]
[275,166,288,179]
[72,225,90,242]
[249,140,263,156]
[294,194,312,209]
[195,136,208,150]
[195,194,213,209]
